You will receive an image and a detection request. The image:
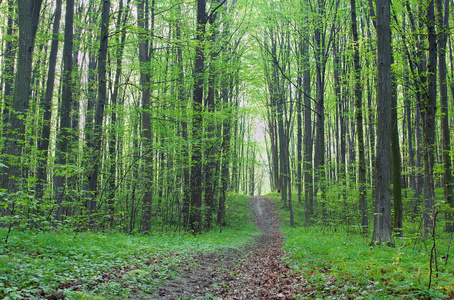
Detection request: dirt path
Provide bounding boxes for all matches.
[144,196,308,300]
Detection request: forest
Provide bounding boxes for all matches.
[0,0,454,298]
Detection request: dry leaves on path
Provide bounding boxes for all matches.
[145,196,311,300]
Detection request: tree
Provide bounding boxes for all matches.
[107,0,130,226]
[391,53,402,237]
[1,0,16,131]
[436,0,453,232]
[351,0,368,232]
[189,0,207,234]
[421,0,437,238]
[3,0,43,197]
[54,0,74,221]
[137,0,154,233]
[35,0,62,205]
[371,0,393,245]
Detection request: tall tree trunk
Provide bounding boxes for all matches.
[84,0,97,208]
[204,13,220,231]
[189,0,207,234]
[107,0,129,227]
[404,63,416,217]
[175,3,190,229]
[36,0,62,204]
[54,0,74,221]
[437,0,453,231]
[86,0,110,227]
[421,0,437,238]
[351,0,368,232]
[1,0,16,132]
[296,39,303,205]
[333,37,346,206]
[137,0,154,233]
[391,53,402,237]
[314,46,326,223]
[218,1,232,229]
[3,0,43,198]
[302,25,313,223]
[371,0,393,245]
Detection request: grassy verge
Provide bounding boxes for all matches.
[0,193,257,299]
[267,192,454,299]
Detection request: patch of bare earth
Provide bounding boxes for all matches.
[145,196,310,300]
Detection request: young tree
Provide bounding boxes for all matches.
[421,0,437,238]
[436,0,453,231]
[188,0,207,234]
[351,0,368,232]
[54,0,74,221]
[137,0,154,233]
[36,0,62,204]
[1,0,16,129]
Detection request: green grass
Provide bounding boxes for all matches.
[283,226,454,299]
[0,193,258,299]
[266,192,454,299]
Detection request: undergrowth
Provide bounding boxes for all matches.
[267,192,454,299]
[0,193,257,299]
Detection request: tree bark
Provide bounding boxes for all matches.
[371,0,393,245]
[351,0,368,232]
[107,0,129,227]
[3,0,43,197]
[189,0,207,234]
[302,25,313,224]
[421,0,437,238]
[137,0,154,233]
[436,0,453,232]
[1,0,16,131]
[86,0,110,227]
[54,0,74,221]
[391,53,402,237]
[35,0,62,204]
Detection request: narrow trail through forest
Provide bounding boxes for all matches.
[142,196,309,300]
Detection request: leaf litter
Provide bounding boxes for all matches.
[137,196,312,299]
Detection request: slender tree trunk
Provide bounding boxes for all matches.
[1,0,16,132]
[137,0,154,233]
[296,39,303,205]
[54,0,74,222]
[218,2,232,228]
[204,14,220,231]
[404,64,416,216]
[189,0,207,234]
[107,0,129,227]
[315,53,326,223]
[421,0,437,238]
[391,53,403,237]
[83,0,97,207]
[436,0,454,232]
[86,0,110,227]
[36,0,62,204]
[334,37,346,206]
[302,29,313,223]
[351,0,368,232]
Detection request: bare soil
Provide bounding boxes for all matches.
[142,196,309,300]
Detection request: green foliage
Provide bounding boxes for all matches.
[283,226,454,299]
[0,223,258,299]
[224,193,254,229]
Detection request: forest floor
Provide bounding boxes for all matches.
[136,196,310,300]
